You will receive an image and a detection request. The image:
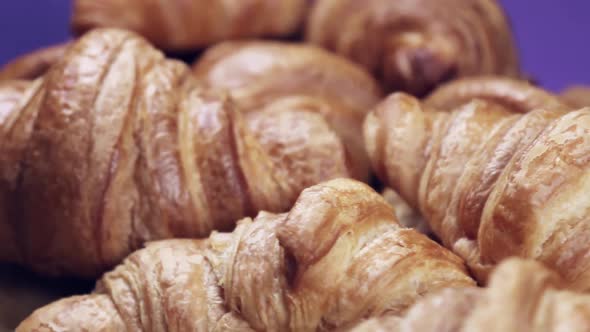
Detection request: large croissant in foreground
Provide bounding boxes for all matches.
[18,179,474,331]
[193,41,383,180]
[71,0,307,51]
[352,258,590,332]
[364,77,590,289]
[306,0,519,96]
[0,29,351,278]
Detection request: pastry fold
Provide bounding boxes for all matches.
[364,77,590,289]
[0,29,351,277]
[17,179,474,332]
[306,0,519,96]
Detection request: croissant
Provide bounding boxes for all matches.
[364,77,590,289]
[17,179,474,331]
[351,258,590,332]
[0,28,352,278]
[193,41,383,180]
[562,86,590,108]
[306,0,520,96]
[71,0,308,51]
[0,43,69,81]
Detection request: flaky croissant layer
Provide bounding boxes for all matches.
[351,258,590,332]
[0,28,352,278]
[193,41,384,181]
[365,76,590,289]
[306,0,519,96]
[17,179,474,331]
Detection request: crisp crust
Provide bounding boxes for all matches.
[0,29,351,277]
[17,179,474,331]
[306,0,519,95]
[365,77,590,288]
[194,41,384,181]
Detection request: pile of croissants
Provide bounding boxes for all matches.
[1,0,590,331]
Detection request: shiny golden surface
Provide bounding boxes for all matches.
[72,0,307,51]
[425,76,569,112]
[351,259,590,332]
[0,43,69,81]
[0,29,351,278]
[306,0,519,96]
[17,179,474,331]
[365,78,590,288]
[562,86,590,108]
[193,41,383,180]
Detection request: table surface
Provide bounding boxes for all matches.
[0,0,588,91]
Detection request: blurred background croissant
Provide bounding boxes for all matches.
[1,0,590,331]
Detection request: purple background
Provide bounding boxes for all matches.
[0,0,588,91]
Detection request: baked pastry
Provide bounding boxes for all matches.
[17,179,474,331]
[0,43,69,81]
[562,86,590,108]
[425,76,569,113]
[0,28,351,278]
[193,41,383,180]
[306,0,520,96]
[71,0,308,51]
[364,77,590,289]
[351,258,590,331]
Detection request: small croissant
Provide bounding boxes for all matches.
[17,179,474,332]
[71,0,308,51]
[0,29,351,278]
[193,41,383,180]
[306,0,520,96]
[352,258,590,332]
[365,76,590,289]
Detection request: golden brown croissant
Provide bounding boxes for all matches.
[193,41,383,180]
[562,86,590,108]
[306,0,520,96]
[364,78,590,289]
[0,43,69,81]
[18,179,474,331]
[351,258,590,332]
[71,0,308,51]
[0,29,352,278]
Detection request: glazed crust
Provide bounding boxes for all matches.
[425,76,570,113]
[17,179,474,332]
[351,259,590,332]
[71,0,308,51]
[364,77,590,288]
[306,0,519,95]
[0,29,351,277]
[193,41,383,180]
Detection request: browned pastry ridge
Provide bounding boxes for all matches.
[0,28,353,278]
[306,0,520,96]
[351,258,590,332]
[193,41,383,180]
[17,179,474,331]
[0,43,70,81]
[71,0,308,51]
[562,86,590,108]
[364,76,590,289]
